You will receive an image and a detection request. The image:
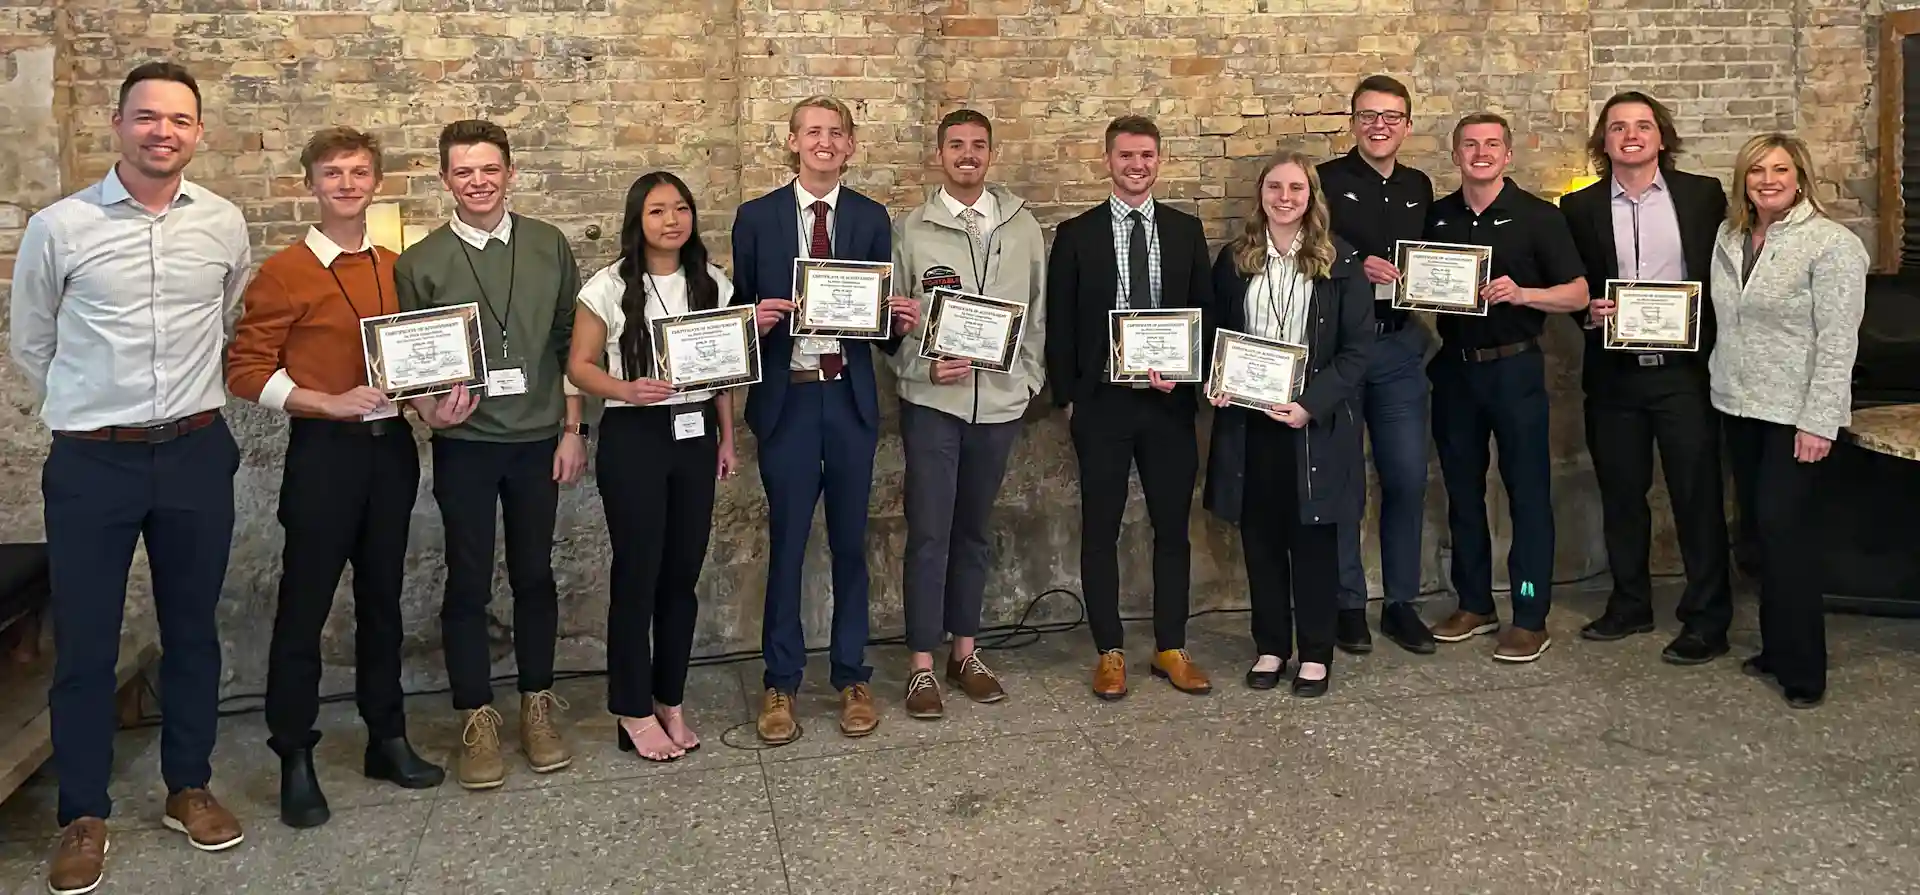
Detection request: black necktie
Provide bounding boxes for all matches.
[1128,209,1149,309]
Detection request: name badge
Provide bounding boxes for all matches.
[486,367,528,397]
[673,408,706,441]
[361,403,399,422]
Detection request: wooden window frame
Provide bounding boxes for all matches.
[1876,10,1920,273]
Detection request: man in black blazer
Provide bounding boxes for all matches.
[1045,114,1214,700]
[1559,91,1733,664]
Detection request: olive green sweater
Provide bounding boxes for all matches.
[395,213,580,442]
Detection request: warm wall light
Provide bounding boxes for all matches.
[1559,174,1601,203]
[367,202,404,252]
[402,224,431,249]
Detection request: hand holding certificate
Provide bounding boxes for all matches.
[919,288,1027,373]
[1205,329,1309,413]
[1108,308,1203,384]
[1391,240,1492,316]
[648,305,763,391]
[360,303,489,401]
[1601,279,1701,351]
[791,259,893,339]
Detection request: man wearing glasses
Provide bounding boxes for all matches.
[1315,75,1439,656]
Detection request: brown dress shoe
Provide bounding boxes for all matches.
[520,690,574,773]
[947,652,1007,703]
[840,682,879,736]
[1092,649,1128,700]
[47,817,107,895]
[1494,627,1552,663]
[904,669,943,719]
[162,788,244,852]
[1431,610,1501,643]
[1151,649,1212,694]
[757,689,798,744]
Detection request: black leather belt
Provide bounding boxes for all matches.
[1455,338,1539,363]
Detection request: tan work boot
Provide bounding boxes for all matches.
[162,788,244,852]
[757,688,798,744]
[47,817,108,895]
[457,705,507,790]
[521,690,574,773]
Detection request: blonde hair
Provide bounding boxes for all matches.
[1231,150,1335,279]
[786,96,856,173]
[1728,132,1827,234]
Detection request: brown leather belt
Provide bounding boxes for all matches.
[1457,338,1539,363]
[789,369,843,383]
[57,410,220,443]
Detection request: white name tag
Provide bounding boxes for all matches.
[361,403,399,422]
[673,409,705,440]
[486,367,527,397]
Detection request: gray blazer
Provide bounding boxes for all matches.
[1707,201,1869,440]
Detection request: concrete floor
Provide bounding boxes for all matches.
[0,579,1914,894]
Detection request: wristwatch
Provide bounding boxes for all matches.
[565,422,591,437]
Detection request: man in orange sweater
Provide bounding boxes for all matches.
[227,127,446,830]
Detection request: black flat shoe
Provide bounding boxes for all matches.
[1380,603,1437,655]
[1580,611,1655,642]
[1661,631,1730,666]
[1245,665,1284,690]
[364,736,446,789]
[1290,673,1329,698]
[1783,688,1824,709]
[278,744,330,829]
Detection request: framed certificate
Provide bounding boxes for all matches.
[1392,240,1492,316]
[648,304,763,392]
[1205,329,1308,411]
[790,258,893,339]
[918,288,1027,373]
[1603,279,1701,352]
[1108,307,1203,383]
[360,303,488,400]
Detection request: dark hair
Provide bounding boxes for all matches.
[301,126,383,184]
[1587,90,1684,176]
[937,109,993,146]
[437,119,512,173]
[1104,114,1160,152]
[1350,75,1412,115]
[616,172,720,381]
[1451,112,1512,148]
[118,61,201,118]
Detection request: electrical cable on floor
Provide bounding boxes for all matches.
[118,564,1673,738]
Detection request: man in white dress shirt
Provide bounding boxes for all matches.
[9,60,251,895]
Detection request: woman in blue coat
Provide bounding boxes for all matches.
[1202,149,1376,696]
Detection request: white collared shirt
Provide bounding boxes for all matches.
[792,180,842,371]
[8,165,252,431]
[1244,232,1313,347]
[450,210,513,249]
[575,262,738,407]
[939,187,998,232]
[303,225,372,268]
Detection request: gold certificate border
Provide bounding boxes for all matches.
[1602,278,1702,352]
[1107,307,1203,383]
[1391,239,1492,317]
[790,258,893,340]
[359,302,489,401]
[917,288,1027,373]
[1205,328,1309,411]
[648,304,764,392]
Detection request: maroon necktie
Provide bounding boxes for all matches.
[809,200,844,379]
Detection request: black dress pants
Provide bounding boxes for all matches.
[1240,414,1341,665]
[1724,414,1827,696]
[266,417,418,752]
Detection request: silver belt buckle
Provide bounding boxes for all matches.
[1636,354,1665,367]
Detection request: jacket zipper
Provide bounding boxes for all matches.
[962,213,1001,426]
[1304,281,1319,504]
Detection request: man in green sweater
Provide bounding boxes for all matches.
[396,119,587,790]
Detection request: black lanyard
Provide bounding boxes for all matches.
[1260,253,1302,337]
[324,250,388,319]
[457,217,519,355]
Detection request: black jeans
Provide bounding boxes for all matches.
[1724,414,1827,695]
[1242,414,1341,664]
[265,418,418,753]
[596,405,716,716]
[431,435,561,710]
[1430,349,1555,630]
[1069,386,1199,653]
[1583,364,1732,637]
[43,417,238,825]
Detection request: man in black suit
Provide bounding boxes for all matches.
[1559,91,1733,664]
[1046,114,1214,700]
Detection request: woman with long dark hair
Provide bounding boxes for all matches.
[1202,149,1375,697]
[567,172,739,760]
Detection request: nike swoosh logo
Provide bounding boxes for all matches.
[1343,192,1359,202]
[1405,201,1419,208]
[1494,218,1512,225]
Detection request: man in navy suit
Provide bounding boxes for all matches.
[732,96,919,744]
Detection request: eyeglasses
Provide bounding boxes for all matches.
[1353,111,1408,126]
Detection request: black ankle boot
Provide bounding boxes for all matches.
[364,736,446,789]
[278,745,331,829]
